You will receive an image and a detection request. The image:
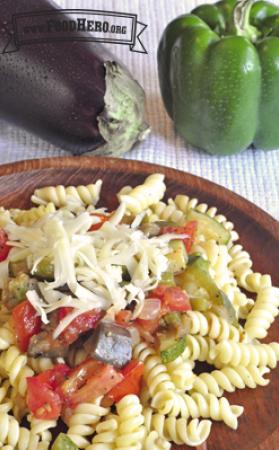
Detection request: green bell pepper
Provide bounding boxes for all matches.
[158,0,279,155]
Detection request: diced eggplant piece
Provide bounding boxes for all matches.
[27,311,67,358]
[28,330,67,359]
[86,322,132,369]
[0,0,149,155]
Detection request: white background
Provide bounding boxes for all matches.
[0,0,278,219]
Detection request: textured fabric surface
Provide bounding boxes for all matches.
[0,0,278,219]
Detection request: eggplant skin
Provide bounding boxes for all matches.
[0,0,149,155]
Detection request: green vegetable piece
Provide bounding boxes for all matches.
[161,336,187,363]
[177,256,238,325]
[33,257,54,281]
[190,297,211,312]
[2,273,31,309]
[51,433,78,450]
[8,260,29,277]
[186,210,230,245]
[160,272,176,286]
[167,239,188,273]
[158,0,279,154]
[163,311,183,327]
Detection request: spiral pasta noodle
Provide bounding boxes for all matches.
[0,346,34,396]
[28,357,54,374]
[66,399,110,448]
[0,412,51,449]
[183,335,216,363]
[192,365,270,397]
[31,180,102,208]
[147,411,212,447]
[244,287,279,339]
[183,311,245,342]
[115,395,145,450]
[10,203,56,226]
[133,342,176,397]
[0,321,16,351]
[118,174,166,214]
[86,414,119,450]
[166,357,195,391]
[212,341,279,369]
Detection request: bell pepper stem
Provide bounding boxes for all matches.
[233,0,259,41]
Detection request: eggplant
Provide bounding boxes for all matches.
[0,0,149,155]
[85,321,132,369]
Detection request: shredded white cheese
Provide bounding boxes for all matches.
[4,206,182,337]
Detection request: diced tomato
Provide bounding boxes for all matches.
[27,376,62,420]
[104,360,144,405]
[12,300,42,352]
[115,310,132,327]
[35,364,70,390]
[58,359,123,407]
[58,308,103,345]
[135,317,161,334]
[89,213,110,231]
[150,285,168,301]
[0,229,10,262]
[160,220,197,252]
[151,286,191,314]
[162,286,192,312]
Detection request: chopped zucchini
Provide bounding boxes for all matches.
[51,433,78,450]
[2,273,32,309]
[161,336,187,363]
[186,210,230,245]
[190,297,211,312]
[177,255,238,326]
[160,271,175,286]
[8,259,29,277]
[167,239,188,273]
[33,257,54,281]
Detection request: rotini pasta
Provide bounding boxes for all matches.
[118,174,166,214]
[66,399,109,448]
[192,365,270,397]
[244,287,279,339]
[0,346,34,396]
[86,414,119,450]
[10,203,56,226]
[183,310,246,342]
[115,395,145,449]
[147,411,212,447]
[31,180,102,209]
[0,173,277,449]
[212,341,279,369]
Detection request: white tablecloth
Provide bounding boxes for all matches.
[0,0,278,219]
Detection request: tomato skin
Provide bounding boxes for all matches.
[135,317,160,334]
[58,359,123,407]
[12,300,42,352]
[0,229,10,262]
[89,214,110,231]
[36,364,70,390]
[58,308,103,345]
[115,310,132,327]
[160,220,197,252]
[162,287,192,312]
[104,360,144,404]
[27,376,62,420]
[151,286,191,313]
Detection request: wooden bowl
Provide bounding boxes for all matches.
[0,157,278,450]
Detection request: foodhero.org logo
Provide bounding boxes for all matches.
[2,9,148,54]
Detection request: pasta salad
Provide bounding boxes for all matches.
[0,173,278,450]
